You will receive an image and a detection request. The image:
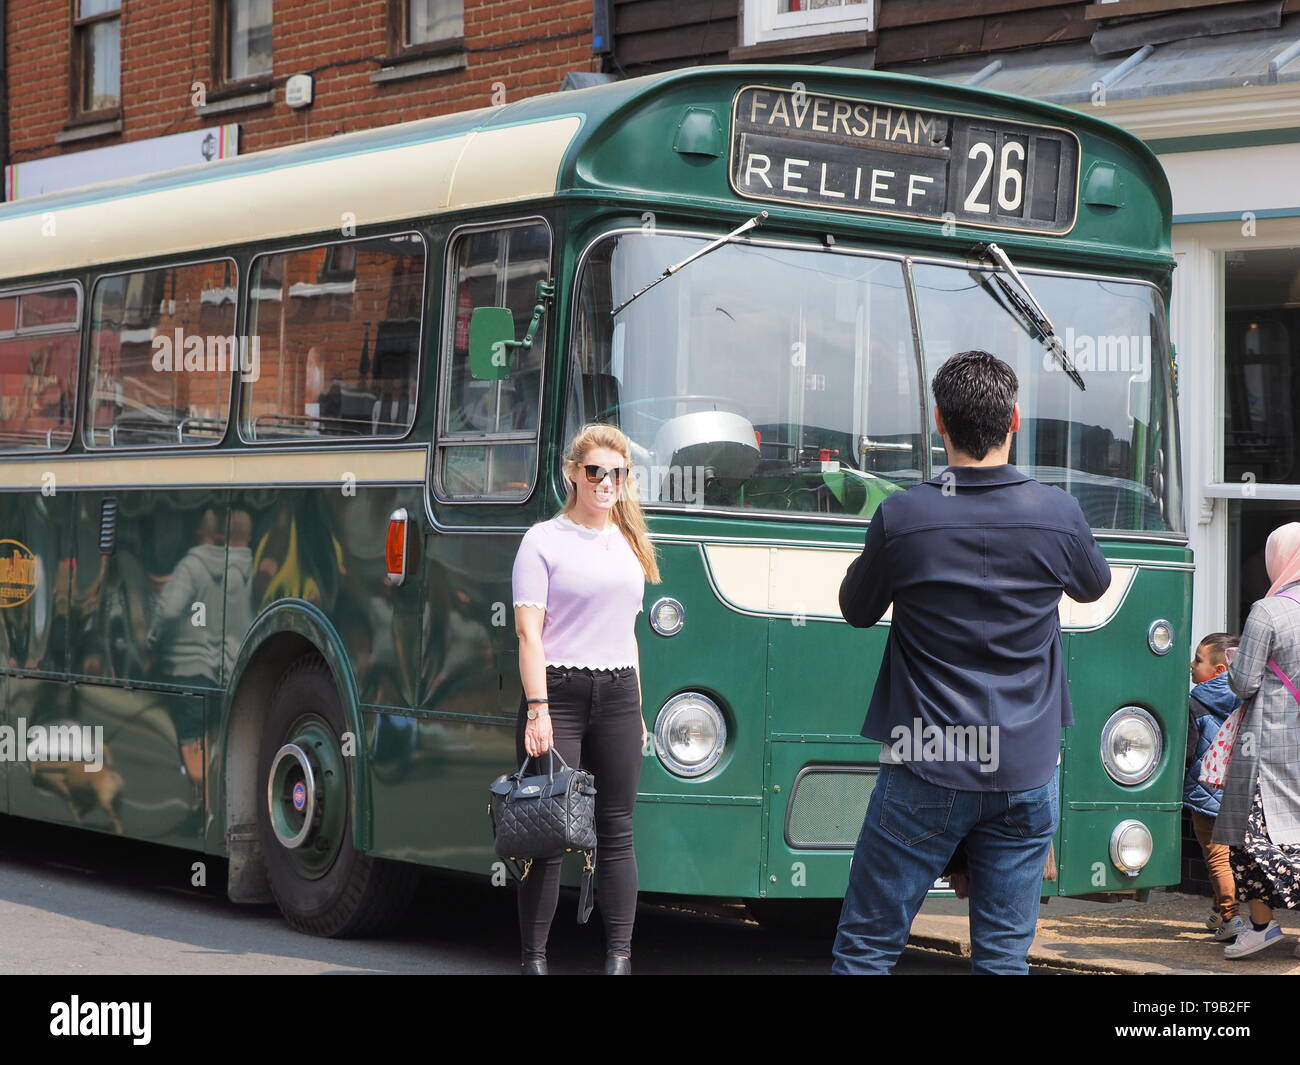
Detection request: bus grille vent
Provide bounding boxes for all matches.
[99,497,118,554]
[785,767,878,850]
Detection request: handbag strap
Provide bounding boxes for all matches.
[515,748,573,781]
[1268,659,1300,706]
[1265,587,1300,705]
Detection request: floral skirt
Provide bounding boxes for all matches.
[1230,785,1300,909]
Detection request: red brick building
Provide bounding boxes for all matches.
[0,0,599,199]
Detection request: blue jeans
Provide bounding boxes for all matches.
[832,761,1058,975]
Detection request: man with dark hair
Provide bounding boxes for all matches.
[832,349,1111,975]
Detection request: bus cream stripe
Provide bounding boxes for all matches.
[0,448,427,488]
[0,117,580,279]
[700,542,1137,630]
[448,120,581,207]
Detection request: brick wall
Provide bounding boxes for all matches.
[5,1,597,166]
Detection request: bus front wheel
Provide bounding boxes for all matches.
[257,653,419,937]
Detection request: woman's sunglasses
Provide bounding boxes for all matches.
[582,464,629,485]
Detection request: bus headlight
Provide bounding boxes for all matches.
[654,692,726,777]
[650,597,685,636]
[1100,706,1162,785]
[1110,819,1153,875]
[1148,619,1174,655]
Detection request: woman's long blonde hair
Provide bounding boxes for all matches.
[560,423,661,583]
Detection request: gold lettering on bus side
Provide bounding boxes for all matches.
[0,539,38,608]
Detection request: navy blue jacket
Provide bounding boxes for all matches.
[1183,673,1240,818]
[839,464,1111,791]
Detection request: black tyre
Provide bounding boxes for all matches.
[257,653,420,937]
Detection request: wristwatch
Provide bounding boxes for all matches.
[527,703,549,721]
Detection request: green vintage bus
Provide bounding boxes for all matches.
[0,65,1187,936]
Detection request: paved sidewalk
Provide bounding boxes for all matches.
[911,890,1300,974]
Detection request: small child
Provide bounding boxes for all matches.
[1184,632,1242,940]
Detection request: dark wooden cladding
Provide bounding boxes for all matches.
[876,3,1092,63]
[608,0,1097,75]
[617,20,740,67]
[877,0,1079,29]
[607,0,1291,75]
[610,0,737,72]
[615,0,734,35]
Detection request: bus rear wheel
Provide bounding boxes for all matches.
[257,653,419,937]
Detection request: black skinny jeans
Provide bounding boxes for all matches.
[515,665,643,961]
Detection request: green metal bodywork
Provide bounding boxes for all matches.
[0,65,1187,902]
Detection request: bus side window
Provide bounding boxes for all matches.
[85,261,236,449]
[0,284,81,453]
[436,220,551,501]
[241,233,426,443]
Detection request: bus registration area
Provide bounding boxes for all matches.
[730,86,1079,234]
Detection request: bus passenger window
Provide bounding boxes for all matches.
[241,233,426,442]
[0,285,81,453]
[437,221,551,501]
[85,262,236,449]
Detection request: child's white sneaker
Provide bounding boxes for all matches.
[1224,919,1284,958]
[1205,909,1224,933]
[1214,914,1249,943]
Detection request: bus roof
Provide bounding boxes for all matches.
[0,64,1172,283]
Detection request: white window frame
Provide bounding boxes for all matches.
[742,0,874,47]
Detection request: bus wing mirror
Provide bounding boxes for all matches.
[468,280,556,381]
[469,307,516,380]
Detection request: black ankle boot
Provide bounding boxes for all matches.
[521,958,548,975]
[604,953,631,975]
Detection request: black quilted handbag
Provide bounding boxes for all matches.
[488,751,598,921]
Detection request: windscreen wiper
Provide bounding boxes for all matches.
[611,211,768,318]
[979,242,1085,391]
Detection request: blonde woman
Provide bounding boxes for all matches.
[511,423,660,975]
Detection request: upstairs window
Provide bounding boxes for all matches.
[388,0,464,57]
[72,0,121,117]
[742,0,875,47]
[222,0,273,84]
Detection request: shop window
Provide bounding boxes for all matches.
[1221,247,1300,626]
[1223,248,1300,485]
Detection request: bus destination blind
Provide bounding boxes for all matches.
[730,86,1080,234]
